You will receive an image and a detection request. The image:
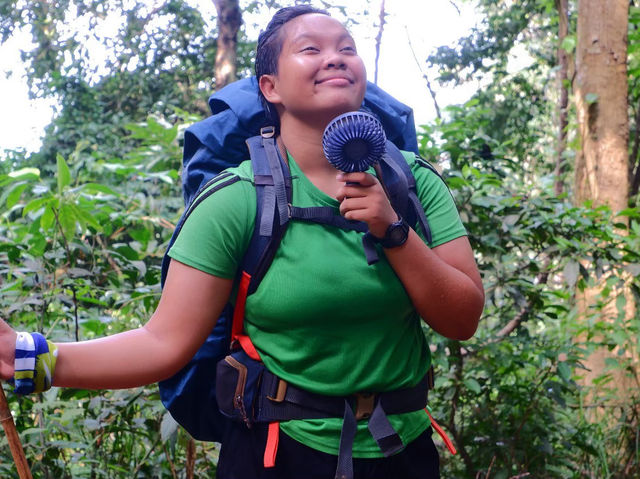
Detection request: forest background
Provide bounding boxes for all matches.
[0,0,639,478]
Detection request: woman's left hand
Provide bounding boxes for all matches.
[335,171,397,237]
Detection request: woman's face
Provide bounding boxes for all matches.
[260,13,367,126]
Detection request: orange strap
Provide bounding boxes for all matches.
[232,271,251,339]
[425,408,457,455]
[263,422,280,468]
[232,271,261,361]
[237,334,261,361]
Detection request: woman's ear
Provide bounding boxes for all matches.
[259,74,282,105]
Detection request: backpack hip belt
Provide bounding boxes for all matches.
[216,346,433,479]
[258,368,431,479]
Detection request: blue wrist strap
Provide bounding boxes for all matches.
[13,332,58,394]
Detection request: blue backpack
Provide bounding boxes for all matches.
[158,77,433,441]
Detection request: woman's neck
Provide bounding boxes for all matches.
[279,116,336,174]
[279,115,343,198]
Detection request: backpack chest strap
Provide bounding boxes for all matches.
[288,205,368,233]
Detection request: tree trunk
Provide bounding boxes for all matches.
[553,0,569,196]
[574,0,629,210]
[573,0,635,401]
[212,0,242,89]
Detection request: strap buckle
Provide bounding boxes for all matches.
[354,392,375,420]
[260,126,276,138]
[267,379,288,403]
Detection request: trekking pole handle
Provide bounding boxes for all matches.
[0,385,33,479]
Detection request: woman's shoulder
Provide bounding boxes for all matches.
[191,159,257,206]
[395,150,445,187]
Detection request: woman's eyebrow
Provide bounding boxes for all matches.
[291,31,354,44]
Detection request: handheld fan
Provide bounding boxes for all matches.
[322,111,387,172]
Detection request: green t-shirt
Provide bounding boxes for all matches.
[168,151,466,457]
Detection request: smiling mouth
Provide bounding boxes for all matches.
[316,77,353,85]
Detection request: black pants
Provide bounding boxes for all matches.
[216,421,440,479]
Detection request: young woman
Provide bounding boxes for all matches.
[0,6,483,479]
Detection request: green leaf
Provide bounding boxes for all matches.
[160,412,178,441]
[0,167,40,187]
[5,183,29,208]
[58,203,77,240]
[22,197,50,217]
[558,362,571,382]
[463,378,482,394]
[56,154,72,194]
[617,207,640,218]
[585,93,599,104]
[560,35,576,53]
[80,183,119,196]
[41,206,55,232]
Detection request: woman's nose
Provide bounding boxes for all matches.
[325,51,346,69]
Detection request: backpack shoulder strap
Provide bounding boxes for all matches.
[229,129,293,360]
[378,142,432,244]
[241,128,292,294]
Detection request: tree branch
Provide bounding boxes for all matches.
[373,0,386,85]
[405,27,441,120]
[448,342,476,476]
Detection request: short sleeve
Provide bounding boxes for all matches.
[407,153,467,247]
[168,175,256,278]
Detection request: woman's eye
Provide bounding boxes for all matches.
[301,46,319,53]
[341,46,356,53]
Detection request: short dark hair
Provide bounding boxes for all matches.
[255,5,329,126]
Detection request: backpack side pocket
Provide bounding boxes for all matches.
[216,350,264,427]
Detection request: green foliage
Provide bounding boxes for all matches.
[1,0,639,478]
[1,0,219,166]
[0,115,196,478]
[421,101,640,478]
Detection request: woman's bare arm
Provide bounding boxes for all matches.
[382,233,483,340]
[0,260,233,388]
[337,171,484,340]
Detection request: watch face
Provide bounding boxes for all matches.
[389,223,407,243]
[382,219,409,248]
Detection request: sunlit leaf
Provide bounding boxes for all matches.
[56,154,72,194]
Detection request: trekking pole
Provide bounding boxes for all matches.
[0,385,33,479]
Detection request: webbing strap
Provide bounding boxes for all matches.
[231,272,261,361]
[263,422,280,468]
[259,186,277,237]
[289,206,368,233]
[231,272,251,340]
[424,408,457,455]
[380,151,410,212]
[237,334,260,361]
[262,137,289,228]
[335,400,357,479]
[409,192,432,242]
[381,144,432,243]
[367,400,404,457]
[361,233,380,265]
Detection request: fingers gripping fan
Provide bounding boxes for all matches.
[322,111,387,172]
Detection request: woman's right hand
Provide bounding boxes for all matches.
[0,318,17,381]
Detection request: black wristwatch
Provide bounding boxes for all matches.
[374,217,410,249]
